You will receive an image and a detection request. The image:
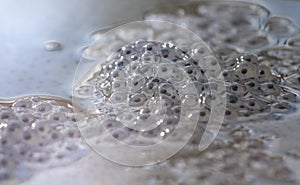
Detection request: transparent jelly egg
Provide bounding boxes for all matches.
[19,113,36,125]
[227,83,247,97]
[272,102,291,112]
[36,103,52,113]
[128,93,147,107]
[265,16,299,39]
[287,36,300,48]
[12,99,32,109]
[260,82,281,96]
[235,62,258,80]
[227,94,242,108]
[109,92,129,105]
[243,98,269,113]
[285,73,300,89]
[49,112,68,122]
[198,107,211,123]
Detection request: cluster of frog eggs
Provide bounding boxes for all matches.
[142,1,300,117]
[259,44,300,90]
[145,1,299,61]
[220,54,297,119]
[88,40,297,145]
[93,41,212,144]
[146,125,294,185]
[0,97,87,181]
[73,1,300,184]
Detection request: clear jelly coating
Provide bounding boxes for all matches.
[0,96,87,182]
[72,1,300,184]
[3,0,300,184]
[88,41,213,145]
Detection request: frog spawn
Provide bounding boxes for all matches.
[145,1,274,59]
[145,125,294,185]
[75,44,297,160]
[91,41,213,145]
[77,2,299,124]
[145,1,300,61]
[259,47,300,90]
[0,97,87,182]
[70,1,300,184]
[215,53,296,120]
[265,16,299,42]
[77,42,298,147]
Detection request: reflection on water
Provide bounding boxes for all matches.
[1,0,300,185]
[0,0,162,98]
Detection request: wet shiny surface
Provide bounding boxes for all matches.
[0,0,162,98]
[0,96,87,184]
[1,0,300,185]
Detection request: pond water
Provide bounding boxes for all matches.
[1,0,300,185]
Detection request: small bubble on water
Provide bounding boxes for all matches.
[43,40,62,51]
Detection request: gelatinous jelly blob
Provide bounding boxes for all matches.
[0,96,87,182]
[265,16,299,40]
[90,41,211,144]
[145,1,271,59]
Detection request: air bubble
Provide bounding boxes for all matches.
[43,41,62,51]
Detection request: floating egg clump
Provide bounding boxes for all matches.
[77,40,218,145]
[0,96,88,182]
[220,54,297,119]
